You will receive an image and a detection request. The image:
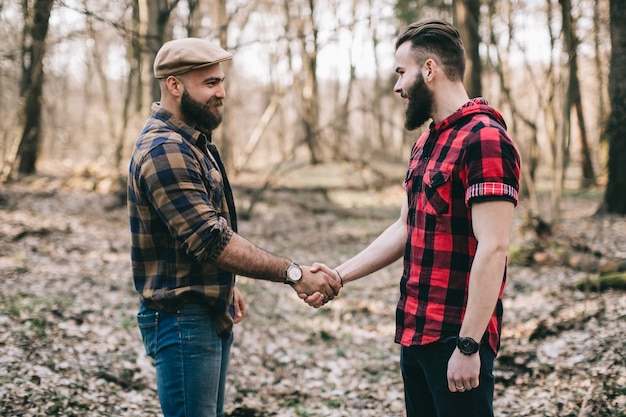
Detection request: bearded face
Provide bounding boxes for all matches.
[180,89,224,132]
[403,72,433,131]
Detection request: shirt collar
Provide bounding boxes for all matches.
[429,97,492,132]
[150,102,208,148]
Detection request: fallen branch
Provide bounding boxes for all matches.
[576,272,626,292]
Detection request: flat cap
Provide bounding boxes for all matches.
[154,38,233,78]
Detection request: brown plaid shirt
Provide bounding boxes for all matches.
[128,103,236,339]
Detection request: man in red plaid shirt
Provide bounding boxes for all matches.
[306,19,521,417]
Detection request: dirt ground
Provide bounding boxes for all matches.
[0,173,625,416]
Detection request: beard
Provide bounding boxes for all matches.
[180,90,223,132]
[404,73,433,131]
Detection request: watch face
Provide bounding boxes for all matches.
[287,264,302,282]
[457,337,479,354]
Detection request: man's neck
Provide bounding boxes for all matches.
[430,82,470,125]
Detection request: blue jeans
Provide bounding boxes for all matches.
[137,302,233,417]
[400,338,495,417]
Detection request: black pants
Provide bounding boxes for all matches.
[400,339,495,417]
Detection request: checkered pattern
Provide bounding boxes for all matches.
[128,103,236,339]
[395,98,521,354]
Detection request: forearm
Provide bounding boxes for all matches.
[460,200,515,341]
[459,240,508,341]
[215,232,289,282]
[336,219,405,284]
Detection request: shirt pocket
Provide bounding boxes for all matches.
[200,160,224,209]
[423,169,452,215]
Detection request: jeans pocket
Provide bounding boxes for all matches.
[137,311,159,358]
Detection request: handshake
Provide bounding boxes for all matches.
[290,263,343,308]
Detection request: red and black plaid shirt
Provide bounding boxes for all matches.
[395,98,521,354]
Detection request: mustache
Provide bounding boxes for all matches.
[207,97,223,107]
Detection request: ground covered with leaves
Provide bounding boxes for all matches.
[0,173,625,416]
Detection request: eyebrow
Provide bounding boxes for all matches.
[203,76,225,83]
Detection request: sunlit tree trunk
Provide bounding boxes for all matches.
[593,0,608,148]
[603,0,626,214]
[551,71,568,226]
[300,0,322,164]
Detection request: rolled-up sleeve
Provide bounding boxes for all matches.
[464,125,521,207]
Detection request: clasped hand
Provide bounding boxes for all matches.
[294,263,340,308]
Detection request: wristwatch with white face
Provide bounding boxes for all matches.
[285,261,303,285]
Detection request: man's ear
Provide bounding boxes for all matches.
[423,58,436,82]
[165,76,183,96]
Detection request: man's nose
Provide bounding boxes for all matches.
[393,79,402,94]
[215,84,226,98]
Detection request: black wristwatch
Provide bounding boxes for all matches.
[456,337,480,355]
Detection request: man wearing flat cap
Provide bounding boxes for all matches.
[128,38,341,417]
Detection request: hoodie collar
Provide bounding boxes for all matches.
[429,97,506,132]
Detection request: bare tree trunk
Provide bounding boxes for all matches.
[186,0,201,36]
[237,92,283,170]
[546,0,578,227]
[592,0,610,192]
[602,0,626,214]
[114,68,136,170]
[486,0,540,215]
[282,0,322,164]
[113,0,142,169]
[138,0,176,106]
[551,71,569,226]
[300,0,322,164]
[544,0,558,169]
[367,0,386,156]
[540,0,567,226]
[575,98,596,187]
[213,0,233,169]
[594,0,608,148]
[9,0,54,178]
[560,0,596,188]
[334,2,357,160]
[454,0,482,98]
[85,4,118,160]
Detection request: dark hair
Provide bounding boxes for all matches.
[395,19,466,81]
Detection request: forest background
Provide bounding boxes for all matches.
[1,0,626,416]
